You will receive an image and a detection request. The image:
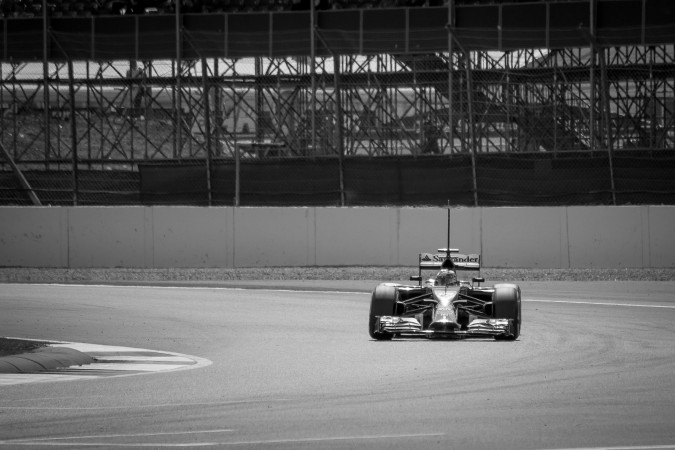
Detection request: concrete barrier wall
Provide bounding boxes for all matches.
[649,206,675,268]
[234,207,312,267]
[567,206,646,268]
[68,207,150,268]
[0,207,68,267]
[153,207,233,268]
[482,207,570,269]
[1,206,673,268]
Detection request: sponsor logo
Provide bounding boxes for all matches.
[419,253,480,265]
[451,254,480,264]
[420,253,448,263]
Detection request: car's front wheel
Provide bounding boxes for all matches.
[492,284,521,341]
[369,284,397,340]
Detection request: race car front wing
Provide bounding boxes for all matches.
[376,316,514,338]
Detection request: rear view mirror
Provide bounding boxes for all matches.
[410,275,422,284]
[472,277,485,286]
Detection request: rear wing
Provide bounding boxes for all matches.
[418,252,481,272]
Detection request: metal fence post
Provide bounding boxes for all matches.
[255,57,263,143]
[334,55,345,206]
[42,0,50,166]
[68,59,78,205]
[464,51,478,207]
[599,47,617,205]
[447,0,455,154]
[310,0,316,158]
[202,58,213,206]
[214,58,221,157]
[175,0,182,159]
[589,0,597,155]
[590,0,616,204]
[233,61,240,206]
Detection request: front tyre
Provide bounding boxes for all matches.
[369,284,397,340]
[492,284,521,341]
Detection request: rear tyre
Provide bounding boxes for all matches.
[369,284,397,340]
[492,284,521,341]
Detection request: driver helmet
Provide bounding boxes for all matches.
[435,269,457,286]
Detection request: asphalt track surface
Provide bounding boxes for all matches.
[1,280,674,449]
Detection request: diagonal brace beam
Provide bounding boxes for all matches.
[0,142,42,205]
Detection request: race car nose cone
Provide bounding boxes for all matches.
[429,318,461,332]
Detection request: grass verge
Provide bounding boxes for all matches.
[0,338,49,357]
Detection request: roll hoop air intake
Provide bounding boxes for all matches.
[441,258,455,270]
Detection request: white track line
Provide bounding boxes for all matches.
[2,282,365,295]
[0,398,291,411]
[1,429,234,444]
[6,282,673,309]
[538,445,675,450]
[527,299,675,309]
[195,432,448,446]
[5,282,675,309]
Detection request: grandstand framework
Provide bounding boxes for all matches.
[0,0,674,206]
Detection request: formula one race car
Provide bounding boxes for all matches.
[369,249,521,340]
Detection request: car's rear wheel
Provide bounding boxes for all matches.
[369,284,397,340]
[492,284,521,341]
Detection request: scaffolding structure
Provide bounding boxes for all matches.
[0,0,674,206]
[3,46,673,157]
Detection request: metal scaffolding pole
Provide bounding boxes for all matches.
[334,56,345,206]
[42,0,50,166]
[464,51,478,207]
[202,58,213,206]
[599,48,617,205]
[589,0,616,204]
[175,0,183,158]
[310,0,317,158]
[233,64,240,207]
[447,0,455,155]
[214,59,222,157]
[68,59,78,205]
[589,0,597,155]
[255,57,263,143]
